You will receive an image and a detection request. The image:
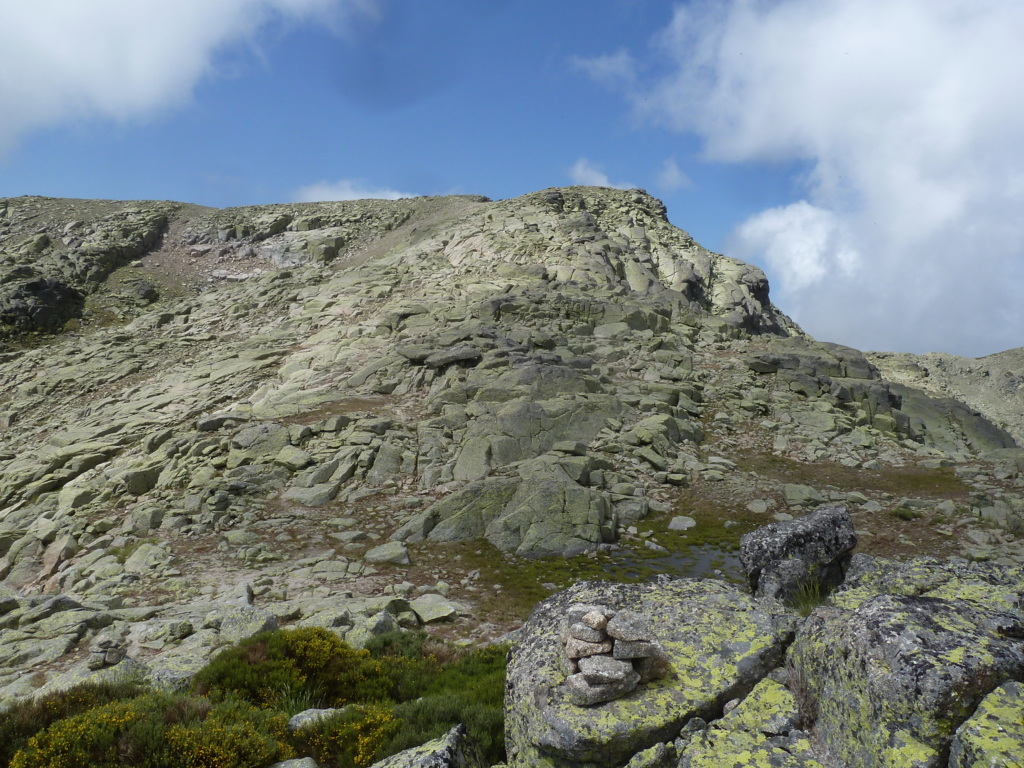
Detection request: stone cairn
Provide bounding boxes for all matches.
[560,604,670,706]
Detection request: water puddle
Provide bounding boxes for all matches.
[604,544,747,585]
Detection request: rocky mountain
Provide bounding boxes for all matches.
[0,187,1022,765]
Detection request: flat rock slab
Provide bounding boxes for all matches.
[369,723,486,768]
[214,605,278,644]
[409,593,461,624]
[505,579,797,768]
[364,541,411,566]
[289,707,346,732]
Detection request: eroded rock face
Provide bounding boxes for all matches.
[948,680,1024,768]
[505,579,797,768]
[676,678,822,768]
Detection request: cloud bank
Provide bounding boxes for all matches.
[0,0,377,154]
[292,178,415,202]
[583,0,1024,356]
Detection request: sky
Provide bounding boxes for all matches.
[2,0,1023,358]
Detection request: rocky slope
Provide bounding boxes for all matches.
[0,186,1022,729]
[870,347,1024,446]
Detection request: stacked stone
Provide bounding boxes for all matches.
[561,604,670,706]
[87,633,125,670]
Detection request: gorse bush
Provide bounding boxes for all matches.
[291,704,400,768]
[8,692,294,768]
[193,627,394,709]
[0,679,146,768]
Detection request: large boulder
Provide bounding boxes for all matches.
[0,276,84,333]
[739,505,856,602]
[787,558,1024,768]
[505,579,797,768]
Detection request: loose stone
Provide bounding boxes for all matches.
[578,654,635,685]
[565,637,614,658]
[569,622,607,643]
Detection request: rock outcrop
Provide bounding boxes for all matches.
[369,724,487,768]
[871,347,1024,448]
[505,549,1024,768]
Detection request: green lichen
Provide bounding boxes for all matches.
[680,680,822,767]
[718,679,798,732]
[925,579,1022,614]
[789,585,1024,768]
[949,681,1024,767]
[879,729,936,768]
[832,557,1024,614]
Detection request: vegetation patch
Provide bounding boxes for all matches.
[193,627,393,709]
[2,629,509,768]
[409,540,629,625]
[0,679,147,768]
[889,506,924,522]
[291,704,400,768]
[788,579,829,617]
[380,641,508,766]
[7,692,293,768]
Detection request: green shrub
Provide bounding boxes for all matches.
[363,630,426,660]
[291,704,400,768]
[4,632,510,768]
[890,507,923,521]
[9,692,293,768]
[0,679,146,768]
[362,631,442,702]
[382,644,509,765]
[193,627,395,709]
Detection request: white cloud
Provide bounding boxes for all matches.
[292,179,415,202]
[732,201,859,292]
[570,49,638,90]
[0,0,378,154]
[569,158,634,190]
[583,0,1024,356]
[657,157,691,192]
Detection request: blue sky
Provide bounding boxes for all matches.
[2,1,1023,357]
